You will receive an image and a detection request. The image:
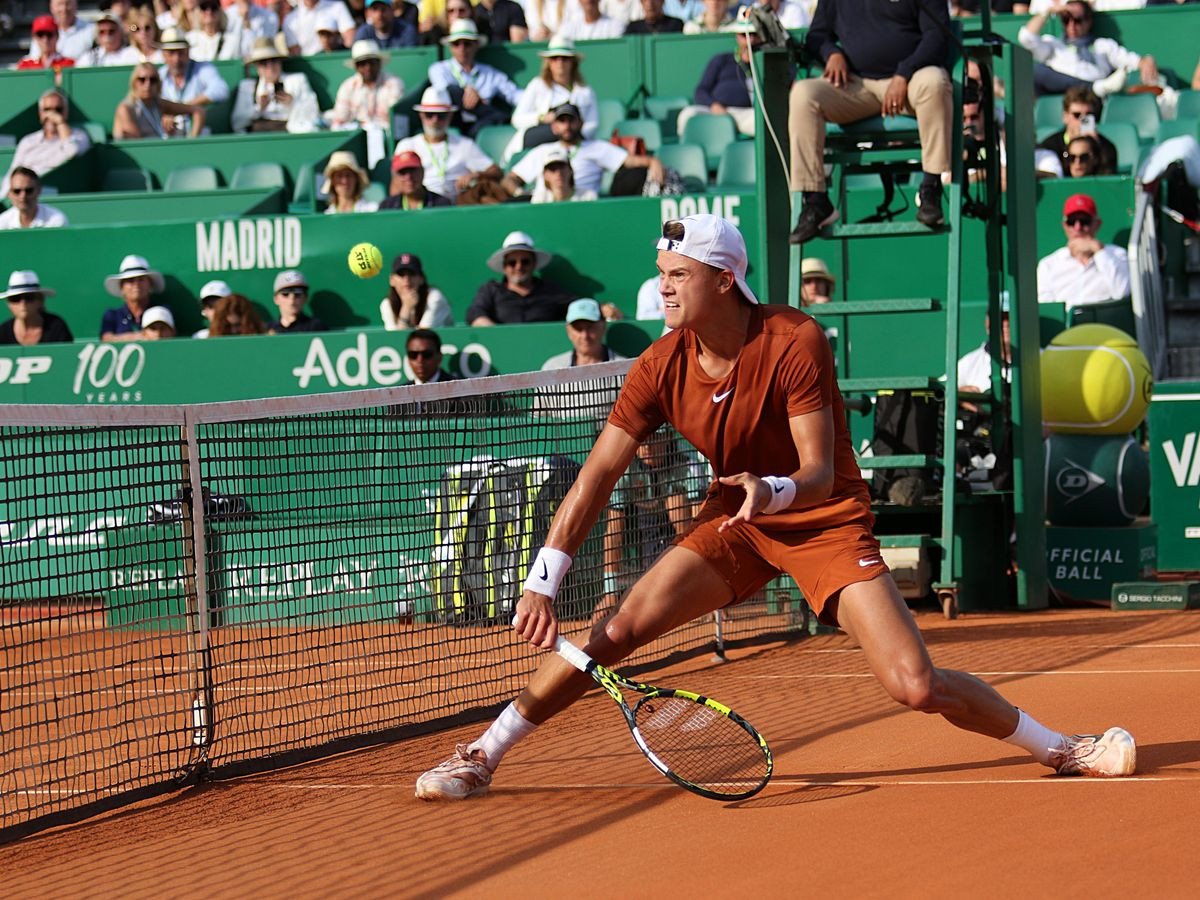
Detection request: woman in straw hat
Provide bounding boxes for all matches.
[231,37,320,133]
[113,61,206,139]
[506,35,597,160]
[322,151,379,213]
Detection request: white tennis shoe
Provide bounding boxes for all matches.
[415,744,493,800]
[1049,726,1137,777]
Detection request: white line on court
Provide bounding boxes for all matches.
[718,669,1200,678]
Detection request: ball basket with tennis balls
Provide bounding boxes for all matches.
[348,242,383,279]
[1041,323,1153,435]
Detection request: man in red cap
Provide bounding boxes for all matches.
[1036,193,1131,313]
[379,151,453,210]
[17,16,76,75]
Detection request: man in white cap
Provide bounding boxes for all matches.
[529,145,596,204]
[465,231,576,326]
[268,270,327,334]
[427,19,522,136]
[392,87,502,201]
[194,279,233,338]
[284,0,357,56]
[327,40,405,130]
[140,305,177,340]
[0,271,74,346]
[415,213,1138,800]
[101,254,166,342]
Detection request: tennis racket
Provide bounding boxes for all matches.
[554,636,772,801]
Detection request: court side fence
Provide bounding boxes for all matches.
[0,361,808,841]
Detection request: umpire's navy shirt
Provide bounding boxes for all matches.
[805,0,952,80]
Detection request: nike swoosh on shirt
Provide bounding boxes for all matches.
[712,389,733,403]
[858,558,883,568]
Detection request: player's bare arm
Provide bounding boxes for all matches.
[513,423,639,649]
[718,406,836,531]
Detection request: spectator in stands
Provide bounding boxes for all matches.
[268,270,327,333]
[800,258,836,306]
[158,27,230,133]
[76,13,141,67]
[1,91,89,196]
[192,279,232,337]
[159,0,201,33]
[636,275,664,320]
[1037,193,1131,312]
[1038,87,1118,175]
[541,298,624,369]
[328,40,405,131]
[762,0,810,29]
[420,0,473,45]
[466,231,577,325]
[509,37,598,157]
[225,0,280,42]
[316,14,349,52]
[187,0,255,61]
[129,9,164,63]
[558,0,624,41]
[32,0,95,61]
[322,151,380,214]
[527,0,568,41]
[683,0,734,35]
[1018,2,1158,98]
[472,0,529,43]
[285,0,357,55]
[676,11,762,140]
[531,145,598,202]
[393,87,503,201]
[429,20,523,136]
[114,61,208,139]
[380,253,454,329]
[788,0,953,242]
[232,39,321,133]
[958,295,1011,396]
[0,271,74,346]
[140,306,178,339]
[504,102,663,198]
[356,0,418,48]
[17,15,77,78]
[101,255,166,341]
[0,169,68,230]
[380,150,454,209]
[624,0,684,34]
[209,293,267,335]
[406,328,459,384]
[1064,134,1103,178]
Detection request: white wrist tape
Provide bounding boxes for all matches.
[761,476,797,515]
[524,547,573,599]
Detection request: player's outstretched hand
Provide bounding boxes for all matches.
[513,591,559,650]
[717,472,768,532]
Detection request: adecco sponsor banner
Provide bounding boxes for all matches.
[0,321,658,404]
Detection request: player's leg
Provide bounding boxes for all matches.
[835,573,1136,776]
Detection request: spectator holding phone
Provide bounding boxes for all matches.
[231,38,321,133]
[1036,87,1117,175]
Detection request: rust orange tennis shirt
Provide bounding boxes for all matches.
[608,304,872,532]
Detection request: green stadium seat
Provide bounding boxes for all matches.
[101,167,153,192]
[596,98,625,141]
[231,161,287,190]
[715,140,755,188]
[363,182,387,205]
[681,112,736,173]
[1175,90,1200,120]
[1035,94,1064,131]
[1156,117,1200,143]
[1098,121,1143,175]
[613,118,662,153]
[1036,124,1061,144]
[656,142,707,192]
[1100,92,1160,142]
[81,121,107,145]
[164,165,220,192]
[474,124,515,164]
[290,161,315,213]
[644,94,689,140]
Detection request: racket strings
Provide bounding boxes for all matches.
[634,696,768,795]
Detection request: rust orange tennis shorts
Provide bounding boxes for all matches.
[674,498,890,626]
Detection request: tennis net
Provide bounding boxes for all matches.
[0,361,807,839]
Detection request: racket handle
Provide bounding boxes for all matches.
[554,635,595,674]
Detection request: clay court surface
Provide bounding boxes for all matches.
[3,607,1200,898]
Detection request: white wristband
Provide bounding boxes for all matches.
[761,476,797,515]
[524,547,572,599]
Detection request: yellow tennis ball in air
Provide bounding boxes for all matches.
[348,242,384,279]
[1042,324,1153,435]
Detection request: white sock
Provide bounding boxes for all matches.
[1003,709,1066,766]
[470,702,537,770]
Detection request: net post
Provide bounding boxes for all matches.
[177,410,215,782]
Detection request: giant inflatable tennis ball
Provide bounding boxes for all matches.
[1041,324,1152,435]
[1045,433,1149,527]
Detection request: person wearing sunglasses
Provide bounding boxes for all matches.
[1018,1,1159,99]
[0,271,74,346]
[1036,193,1131,312]
[392,87,502,201]
[355,0,418,48]
[186,0,255,62]
[0,168,68,231]
[427,19,522,136]
[231,38,321,134]
[405,329,459,385]
[16,15,77,78]
[75,12,140,67]
[128,8,164,63]
[1,91,91,196]
[465,231,578,326]
[283,0,357,56]
[1064,135,1102,179]
[113,61,207,139]
[267,270,327,334]
[327,40,405,131]
[1036,86,1118,175]
[380,254,453,330]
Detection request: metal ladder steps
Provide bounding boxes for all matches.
[830,220,946,238]
[816,298,939,314]
[857,455,937,470]
[878,534,942,550]
[838,376,940,392]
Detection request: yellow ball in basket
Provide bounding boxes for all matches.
[348,242,384,279]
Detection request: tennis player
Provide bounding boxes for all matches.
[416,214,1136,800]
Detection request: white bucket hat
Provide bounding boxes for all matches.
[441,19,485,46]
[2,270,55,300]
[104,255,165,297]
[487,231,553,273]
[413,86,458,113]
[539,36,582,58]
[656,214,758,304]
[347,39,388,68]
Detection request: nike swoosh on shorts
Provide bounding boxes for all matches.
[858,558,882,567]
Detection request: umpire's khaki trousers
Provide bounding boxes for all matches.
[788,66,953,193]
